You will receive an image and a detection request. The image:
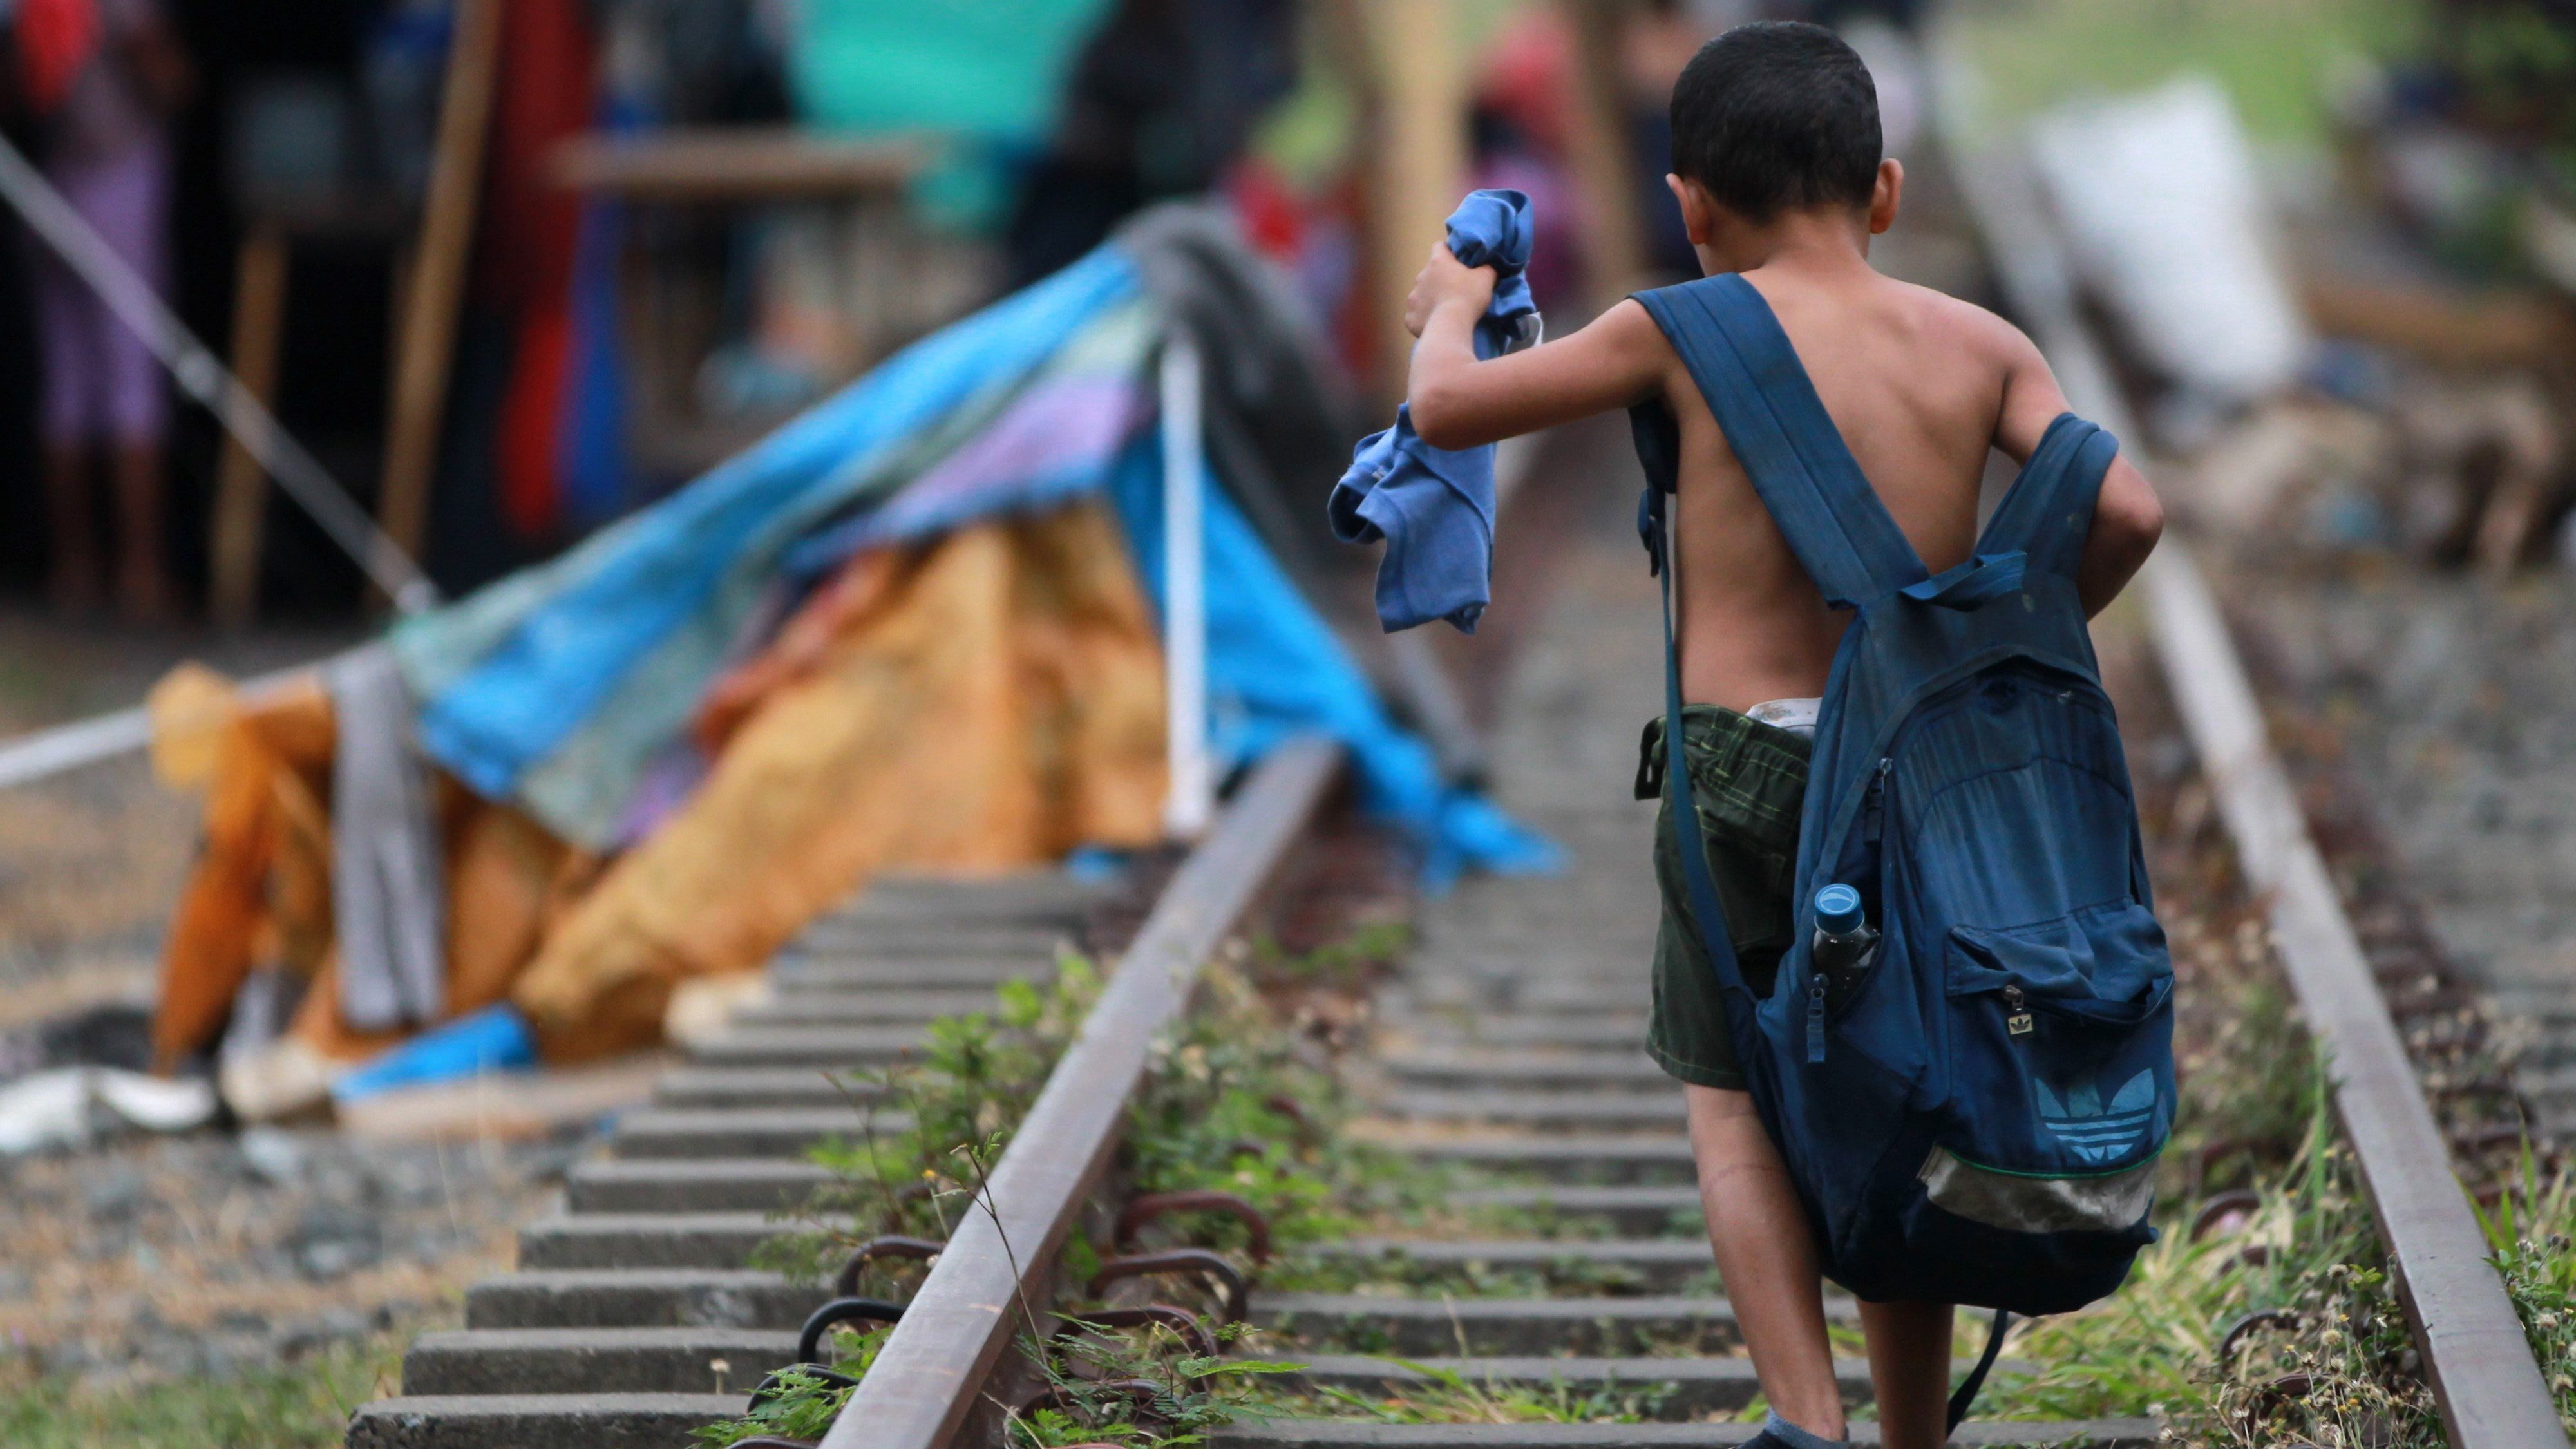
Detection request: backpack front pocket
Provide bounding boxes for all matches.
[1940,898,2174,1178]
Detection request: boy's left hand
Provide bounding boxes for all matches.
[1405,243,1495,338]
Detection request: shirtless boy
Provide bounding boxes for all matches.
[1397,22,2163,1449]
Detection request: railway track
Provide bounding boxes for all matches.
[1937,78,2571,1444]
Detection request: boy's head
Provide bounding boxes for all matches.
[1668,21,1883,225]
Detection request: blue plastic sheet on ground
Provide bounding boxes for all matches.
[328,1003,538,1106]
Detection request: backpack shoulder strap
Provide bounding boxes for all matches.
[1975,413,2119,582]
[1633,275,1929,608]
[1656,488,1753,1009]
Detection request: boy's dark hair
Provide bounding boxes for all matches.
[1669,21,1882,222]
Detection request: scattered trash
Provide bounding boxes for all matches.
[220,1035,339,1124]
[2032,76,2311,414]
[663,972,769,1050]
[236,1124,310,1186]
[0,1066,218,1155]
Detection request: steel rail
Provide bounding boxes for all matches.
[822,735,1345,1449]
[1933,86,2569,1446]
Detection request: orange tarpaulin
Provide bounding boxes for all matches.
[149,500,1167,1084]
[148,668,597,1075]
[512,500,1166,1059]
[147,668,335,1072]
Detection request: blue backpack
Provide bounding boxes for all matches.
[1631,275,2173,1423]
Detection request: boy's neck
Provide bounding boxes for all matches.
[1693,206,1876,281]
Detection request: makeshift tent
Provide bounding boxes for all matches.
[153,205,1553,1105]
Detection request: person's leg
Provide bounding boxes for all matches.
[91,140,176,622]
[1685,1083,1844,1440]
[32,232,102,612]
[42,442,100,611]
[1857,1298,1956,1449]
[111,442,169,621]
[1646,706,1833,1439]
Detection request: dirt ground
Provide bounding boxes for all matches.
[0,609,354,1027]
[0,609,558,1385]
[0,1124,569,1381]
[2215,554,2576,1133]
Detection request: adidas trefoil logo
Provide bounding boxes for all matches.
[2034,1069,2157,1165]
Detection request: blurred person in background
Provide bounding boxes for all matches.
[1003,0,1298,288]
[12,0,191,620]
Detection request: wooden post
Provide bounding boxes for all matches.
[207,227,290,629]
[374,0,504,572]
[1558,0,1651,307]
[1361,0,1465,402]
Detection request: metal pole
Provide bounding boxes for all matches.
[1160,335,1214,839]
[0,653,352,792]
[0,134,437,614]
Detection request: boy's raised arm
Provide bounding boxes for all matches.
[1989,317,2163,617]
[1403,244,1668,452]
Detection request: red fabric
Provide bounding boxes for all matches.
[478,0,596,541]
[1224,158,1305,263]
[498,308,573,538]
[1477,6,1572,156]
[15,0,98,115]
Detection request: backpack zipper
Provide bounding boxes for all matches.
[1861,757,1892,845]
[1806,974,1828,1063]
[2003,984,2034,1038]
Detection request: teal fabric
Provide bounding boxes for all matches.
[791,0,1110,138]
[789,0,1113,229]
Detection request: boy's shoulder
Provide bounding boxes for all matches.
[1875,274,2037,365]
[1610,270,2036,369]
[1604,272,2041,415]
[1815,270,2034,376]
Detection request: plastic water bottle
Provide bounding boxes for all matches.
[1805,883,1878,1063]
[1812,883,1879,1002]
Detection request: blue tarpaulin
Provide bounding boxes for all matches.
[391,239,1555,881]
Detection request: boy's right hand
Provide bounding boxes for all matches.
[1405,243,1497,338]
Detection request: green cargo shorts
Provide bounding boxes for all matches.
[1636,704,1812,1091]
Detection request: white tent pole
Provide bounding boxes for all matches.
[1159,336,1213,839]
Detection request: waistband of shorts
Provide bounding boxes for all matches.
[1657,703,1813,764]
[1636,702,1813,800]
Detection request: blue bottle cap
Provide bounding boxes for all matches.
[1814,883,1864,934]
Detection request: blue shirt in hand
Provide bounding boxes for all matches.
[1329,188,1539,634]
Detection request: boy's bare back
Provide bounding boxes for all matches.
[1638,265,2060,712]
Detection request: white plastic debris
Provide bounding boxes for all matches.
[0,1067,218,1154]
[2031,76,2311,407]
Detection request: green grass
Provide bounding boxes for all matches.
[0,1334,401,1449]
[1244,1359,1672,1426]
[1942,0,2425,146]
